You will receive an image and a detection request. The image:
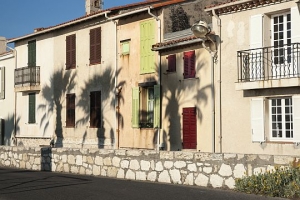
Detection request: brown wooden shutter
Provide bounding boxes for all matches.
[90,91,101,127]
[183,51,195,78]
[167,54,176,72]
[90,27,101,65]
[66,94,75,127]
[66,34,76,69]
[182,107,197,149]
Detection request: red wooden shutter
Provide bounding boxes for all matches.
[183,51,195,78]
[167,54,176,72]
[66,94,75,127]
[66,34,76,69]
[90,91,101,127]
[182,107,197,149]
[90,27,101,65]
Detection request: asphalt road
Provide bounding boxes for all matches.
[0,167,284,200]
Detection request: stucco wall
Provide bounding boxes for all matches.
[0,146,298,189]
[212,1,300,155]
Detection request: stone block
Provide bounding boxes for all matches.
[155,161,164,171]
[225,177,235,189]
[174,152,193,160]
[274,156,294,165]
[79,166,86,174]
[86,168,93,175]
[224,154,236,160]
[107,167,118,177]
[63,164,70,172]
[136,172,147,181]
[76,155,83,165]
[93,165,101,176]
[95,156,103,166]
[210,174,223,188]
[129,160,140,170]
[158,170,171,183]
[160,152,174,160]
[117,169,125,179]
[125,169,136,180]
[86,156,94,164]
[71,166,79,174]
[219,164,232,177]
[141,160,150,171]
[195,174,209,187]
[126,150,141,157]
[68,155,75,165]
[164,161,173,169]
[62,155,67,163]
[187,164,197,172]
[170,169,181,184]
[203,167,212,174]
[184,173,194,185]
[174,161,186,169]
[147,172,157,182]
[233,164,246,178]
[112,157,121,167]
[115,150,126,156]
[121,160,129,169]
[103,157,112,166]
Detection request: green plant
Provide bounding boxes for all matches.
[235,159,300,198]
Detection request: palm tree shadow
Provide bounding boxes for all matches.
[2,114,20,146]
[38,68,77,147]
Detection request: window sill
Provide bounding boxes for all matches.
[89,62,101,66]
[180,77,199,82]
[163,71,176,75]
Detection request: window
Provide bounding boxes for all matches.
[270,98,293,141]
[251,96,300,143]
[183,50,195,79]
[167,54,176,72]
[28,93,36,124]
[66,34,76,69]
[28,40,36,67]
[182,107,197,149]
[0,66,4,99]
[66,93,75,127]
[132,85,160,128]
[90,91,101,128]
[121,40,130,55]
[140,20,155,74]
[90,27,101,65]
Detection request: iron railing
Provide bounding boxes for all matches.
[237,43,300,82]
[14,66,40,86]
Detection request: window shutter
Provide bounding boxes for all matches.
[28,40,36,67]
[140,20,155,74]
[250,15,263,49]
[250,98,265,142]
[292,96,300,143]
[0,67,4,99]
[167,54,176,72]
[28,93,36,123]
[90,91,101,127]
[182,107,197,149]
[291,7,300,43]
[153,85,161,128]
[132,87,140,128]
[90,27,101,65]
[183,51,195,78]
[66,94,75,127]
[66,34,76,69]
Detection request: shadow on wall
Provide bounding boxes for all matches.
[38,68,77,148]
[41,147,52,171]
[76,67,126,149]
[162,56,210,151]
[2,114,20,146]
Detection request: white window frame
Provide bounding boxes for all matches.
[269,97,293,142]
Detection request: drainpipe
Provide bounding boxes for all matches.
[147,7,161,151]
[6,43,17,146]
[212,9,222,153]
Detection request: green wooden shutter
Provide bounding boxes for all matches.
[153,85,161,128]
[132,87,140,128]
[0,67,5,99]
[28,93,36,123]
[140,20,155,74]
[28,40,36,67]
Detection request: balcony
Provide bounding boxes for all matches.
[14,66,40,92]
[236,43,300,90]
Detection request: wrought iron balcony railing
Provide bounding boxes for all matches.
[237,43,300,82]
[15,66,40,87]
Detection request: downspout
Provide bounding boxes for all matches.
[6,43,17,146]
[212,9,222,153]
[148,7,161,151]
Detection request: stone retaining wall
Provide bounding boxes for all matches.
[0,146,298,189]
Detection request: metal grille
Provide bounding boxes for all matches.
[237,43,300,82]
[14,66,40,86]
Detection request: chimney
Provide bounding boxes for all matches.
[85,0,103,15]
[0,37,6,54]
